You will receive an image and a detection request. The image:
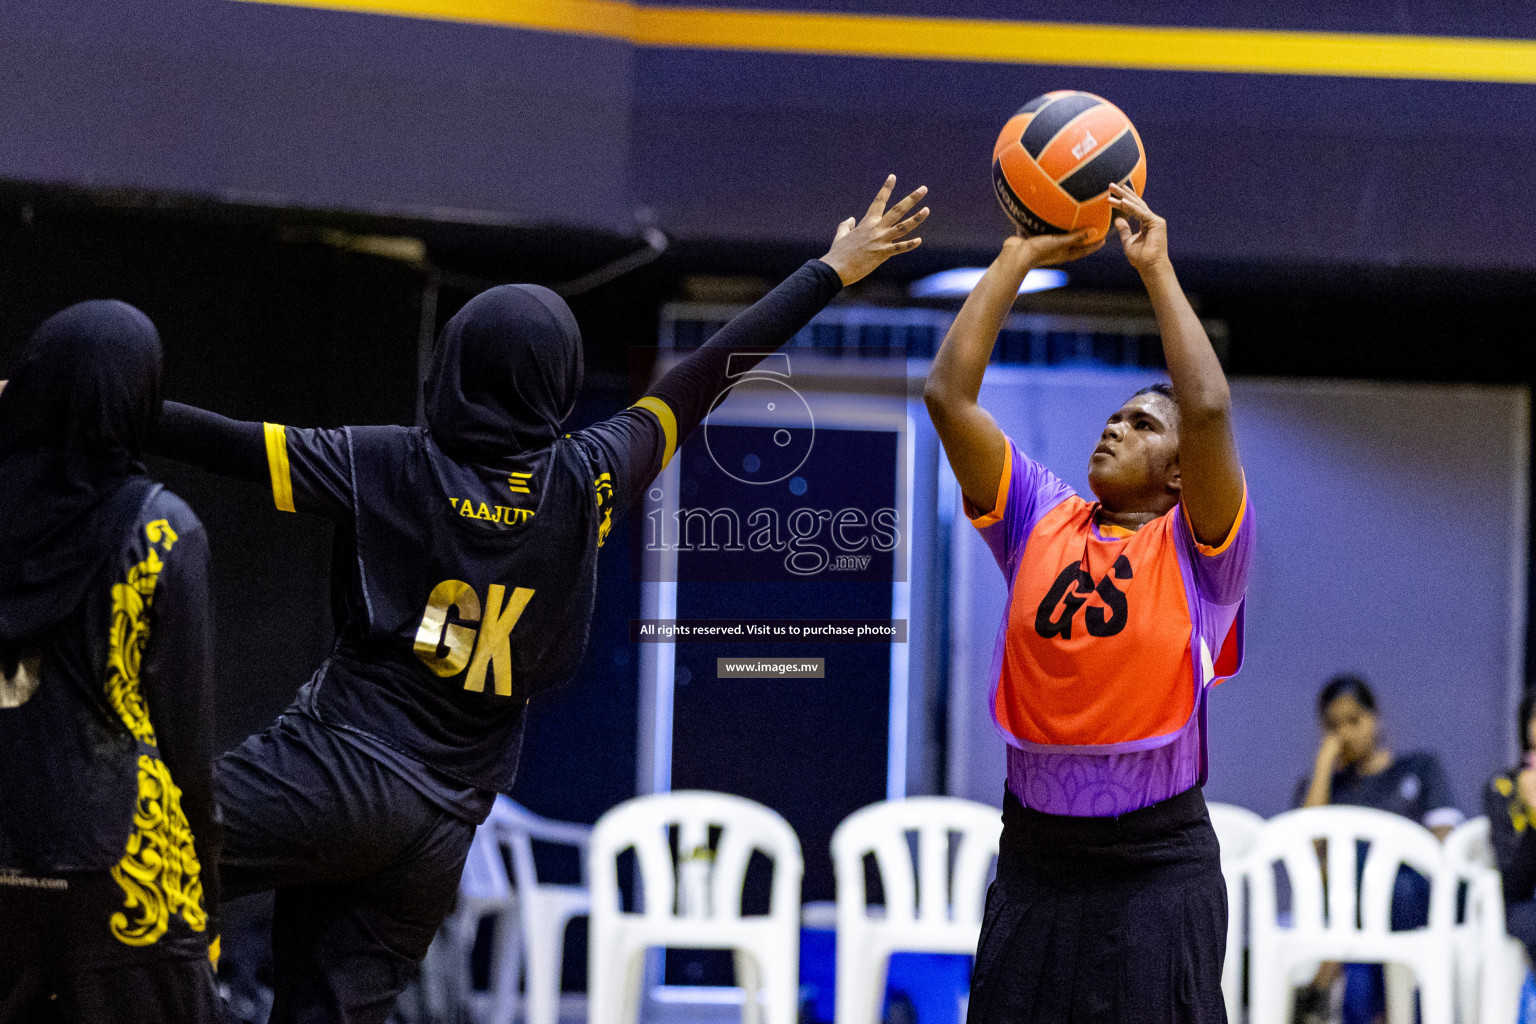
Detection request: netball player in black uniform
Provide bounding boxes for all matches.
[0,302,221,1023]
[151,177,927,1023]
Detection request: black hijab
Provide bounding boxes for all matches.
[422,284,583,460]
[0,301,163,643]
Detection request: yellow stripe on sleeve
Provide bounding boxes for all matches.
[262,422,297,513]
[632,396,678,469]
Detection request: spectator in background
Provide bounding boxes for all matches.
[1293,674,1463,1024]
[1298,674,1462,837]
[1484,691,1536,964]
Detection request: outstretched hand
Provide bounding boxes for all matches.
[819,175,928,286]
[1000,227,1104,269]
[1108,182,1169,273]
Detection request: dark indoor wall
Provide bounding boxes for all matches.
[0,208,422,750]
[633,50,1536,269]
[5,0,1536,267]
[0,0,634,229]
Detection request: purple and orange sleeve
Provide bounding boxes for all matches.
[1178,486,1255,609]
[965,436,1075,577]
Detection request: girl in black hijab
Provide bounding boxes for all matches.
[0,301,221,1023]
[150,177,926,1024]
[1483,692,1536,965]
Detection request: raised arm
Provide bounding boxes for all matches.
[585,176,928,504]
[1108,183,1243,544]
[152,402,269,484]
[648,175,927,443]
[152,403,355,520]
[923,231,1101,514]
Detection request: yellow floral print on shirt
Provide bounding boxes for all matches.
[104,519,207,946]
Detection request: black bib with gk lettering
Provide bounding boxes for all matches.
[290,423,621,792]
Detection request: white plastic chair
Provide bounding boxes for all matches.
[446,797,593,1024]
[1445,816,1526,1024]
[588,791,803,1024]
[1248,806,1456,1024]
[1208,802,1265,1024]
[830,797,1001,1024]
[491,798,593,1024]
[448,816,522,1024]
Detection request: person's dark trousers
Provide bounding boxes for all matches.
[968,787,1228,1024]
[0,871,222,1024]
[215,714,478,1024]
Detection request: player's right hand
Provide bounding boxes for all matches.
[1001,228,1104,269]
[819,175,928,286]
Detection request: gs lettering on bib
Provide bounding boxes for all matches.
[969,436,1253,759]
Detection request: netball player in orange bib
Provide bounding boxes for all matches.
[924,182,1253,1024]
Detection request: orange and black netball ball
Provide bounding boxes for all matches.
[992,90,1147,242]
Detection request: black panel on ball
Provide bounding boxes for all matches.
[1058,129,1143,201]
[1013,93,1055,117]
[1021,93,1103,158]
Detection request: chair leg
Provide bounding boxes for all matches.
[1414,959,1452,1024]
[1248,955,1283,1024]
[1221,947,1242,1024]
[735,950,762,1024]
[486,909,524,1024]
[834,948,869,1024]
[619,946,646,1024]
[1385,963,1415,1024]
[588,936,622,1024]
[526,916,567,1024]
[1222,879,1244,1024]
[839,950,885,1024]
[758,949,799,1024]
[444,909,480,1021]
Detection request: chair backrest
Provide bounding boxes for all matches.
[485,795,593,892]
[1443,816,1494,874]
[1442,820,1507,1024]
[459,816,514,901]
[831,797,1000,930]
[590,790,802,924]
[1249,805,1453,938]
[1207,802,1265,863]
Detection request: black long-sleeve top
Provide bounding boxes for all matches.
[1485,769,1536,906]
[149,259,841,799]
[0,488,220,951]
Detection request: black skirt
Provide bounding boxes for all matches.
[967,786,1228,1024]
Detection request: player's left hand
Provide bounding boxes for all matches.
[820,174,929,286]
[1108,182,1169,274]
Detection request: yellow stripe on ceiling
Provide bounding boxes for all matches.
[232,0,1536,84]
